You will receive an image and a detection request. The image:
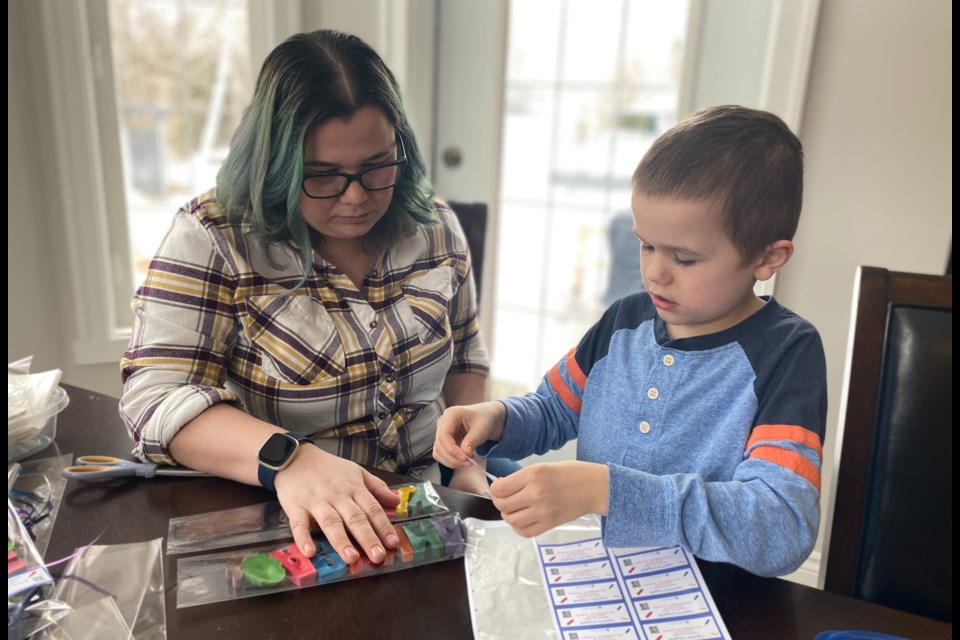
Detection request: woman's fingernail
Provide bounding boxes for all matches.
[344,546,359,563]
[302,543,314,556]
[386,533,399,547]
[371,545,385,562]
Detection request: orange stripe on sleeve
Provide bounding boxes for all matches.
[746,424,823,460]
[565,348,587,391]
[749,445,821,492]
[547,363,582,414]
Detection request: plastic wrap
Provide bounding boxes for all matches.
[7,493,71,640]
[176,512,465,608]
[9,453,71,557]
[39,538,166,640]
[167,480,449,554]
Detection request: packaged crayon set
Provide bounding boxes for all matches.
[168,480,449,554]
[176,512,465,607]
[171,481,466,607]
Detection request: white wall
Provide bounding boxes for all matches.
[9,1,122,396]
[8,1,63,378]
[687,0,774,109]
[7,0,952,587]
[776,0,952,587]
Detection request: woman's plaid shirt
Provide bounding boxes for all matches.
[120,190,489,474]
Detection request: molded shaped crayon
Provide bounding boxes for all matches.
[392,524,415,562]
[241,553,285,587]
[407,484,432,516]
[401,519,443,560]
[269,544,317,587]
[393,485,416,518]
[431,515,466,555]
[310,540,348,582]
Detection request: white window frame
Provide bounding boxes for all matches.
[37,0,302,365]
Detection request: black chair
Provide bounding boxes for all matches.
[447,201,488,303]
[824,266,952,622]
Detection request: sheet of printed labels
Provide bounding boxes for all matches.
[463,515,731,640]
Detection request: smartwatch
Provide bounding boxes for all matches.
[257,432,315,493]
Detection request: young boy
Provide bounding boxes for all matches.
[433,105,827,577]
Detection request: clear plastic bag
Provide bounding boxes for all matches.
[167,480,449,554]
[7,495,71,640]
[8,357,68,463]
[176,512,466,608]
[9,453,71,557]
[463,516,732,639]
[38,538,166,640]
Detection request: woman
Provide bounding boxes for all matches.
[120,30,491,566]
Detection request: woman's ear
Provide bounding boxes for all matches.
[753,240,794,282]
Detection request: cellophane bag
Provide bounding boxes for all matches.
[7,493,71,640]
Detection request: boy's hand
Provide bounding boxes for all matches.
[490,461,609,538]
[433,401,506,468]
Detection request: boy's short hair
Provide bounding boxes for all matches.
[632,105,803,264]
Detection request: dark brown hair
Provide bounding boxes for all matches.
[633,105,803,264]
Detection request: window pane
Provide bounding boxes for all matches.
[500,87,556,202]
[495,203,548,311]
[107,0,252,288]
[494,0,689,395]
[612,87,680,184]
[622,0,690,86]
[552,88,619,209]
[560,0,625,84]
[490,309,542,393]
[542,206,607,317]
[506,0,563,83]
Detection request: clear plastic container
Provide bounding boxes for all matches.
[8,386,69,463]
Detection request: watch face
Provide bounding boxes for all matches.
[258,434,299,469]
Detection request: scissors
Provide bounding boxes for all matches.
[62,456,210,482]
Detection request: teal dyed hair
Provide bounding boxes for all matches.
[216,30,436,288]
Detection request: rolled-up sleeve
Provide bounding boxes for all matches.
[119,210,242,464]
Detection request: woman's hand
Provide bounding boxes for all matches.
[274,446,401,565]
[490,461,609,538]
[433,401,507,468]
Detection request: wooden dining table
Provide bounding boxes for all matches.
[24,383,952,639]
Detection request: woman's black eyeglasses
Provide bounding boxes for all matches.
[301,138,407,199]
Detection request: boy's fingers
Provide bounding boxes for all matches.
[432,441,459,466]
[489,467,524,499]
[434,425,467,463]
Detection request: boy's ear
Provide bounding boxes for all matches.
[753,240,794,282]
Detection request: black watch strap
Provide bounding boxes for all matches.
[257,432,314,493]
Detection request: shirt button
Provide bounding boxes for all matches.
[371,270,378,276]
[369,319,378,329]
[646,387,660,400]
[662,354,675,366]
[639,421,651,434]
[385,375,395,384]
[377,412,388,420]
